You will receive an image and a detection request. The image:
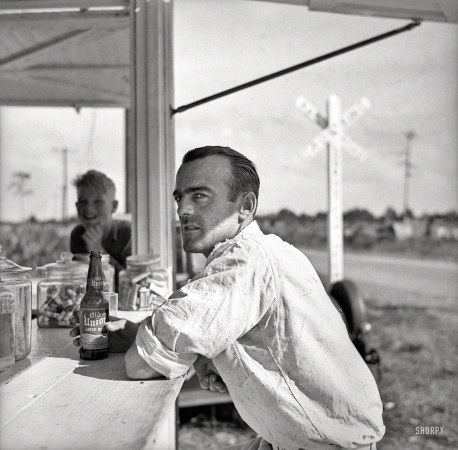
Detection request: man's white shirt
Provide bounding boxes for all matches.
[136,221,385,449]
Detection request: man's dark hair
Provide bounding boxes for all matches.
[73,170,116,196]
[182,146,260,202]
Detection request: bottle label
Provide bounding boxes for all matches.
[79,307,108,349]
[89,276,104,289]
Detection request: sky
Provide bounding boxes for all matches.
[0,0,457,222]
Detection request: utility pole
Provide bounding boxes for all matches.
[8,172,33,221]
[403,131,415,223]
[53,147,71,222]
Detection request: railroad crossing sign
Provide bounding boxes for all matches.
[295,94,371,284]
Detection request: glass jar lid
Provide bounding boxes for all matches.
[0,244,32,280]
[126,254,160,267]
[38,252,88,278]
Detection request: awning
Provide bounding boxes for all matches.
[0,5,130,107]
[0,0,456,108]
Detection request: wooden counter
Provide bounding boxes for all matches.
[0,311,184,450]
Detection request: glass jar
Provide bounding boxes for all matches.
[0,285,16,369]
[73,253,115,292]
[118,254,168,311]
[0,246,32,363]
[37,252,87,328]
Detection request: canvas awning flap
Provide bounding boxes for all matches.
[253,0,458,23]
[0,0,456,108]
[0,9,130,107]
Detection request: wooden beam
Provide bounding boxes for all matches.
[18,65,130,71]
[0,75,129,107]
[0,0,128,10]
[2,71,128,101]
[0,10,130,27]
[0,29,89,68]
[0,98,124,107]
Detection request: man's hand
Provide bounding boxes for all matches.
[82,224,105,252]
[193,354,228,393]
[70,316,139,353]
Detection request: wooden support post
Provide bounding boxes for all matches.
[129,3,176,447]
[129,0,175,284]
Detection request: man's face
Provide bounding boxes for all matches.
[76,186,117,232]
[173,155,242,257]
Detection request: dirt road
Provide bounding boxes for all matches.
[300,248,458,311]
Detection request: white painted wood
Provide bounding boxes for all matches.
[129,0,176,291]
[341,133,366,161]
[295,95,369,161]
[295,96,327,129]
[295,94,370,282]
[0,326,74,385]
[0,321,184,450]
[327,94,344,284]
[340,96,371,128]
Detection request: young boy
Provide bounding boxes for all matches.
[70,170,131,289]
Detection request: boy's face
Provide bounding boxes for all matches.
[76,186,117,232]
[173,155,243,257]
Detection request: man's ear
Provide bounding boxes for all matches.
[112,200,119,213]
[238,192,257,221]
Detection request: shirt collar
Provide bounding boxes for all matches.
[238,220,263,236]
[207,220,263,263]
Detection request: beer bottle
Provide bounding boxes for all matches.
[79,251,109,360]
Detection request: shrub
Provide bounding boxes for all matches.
[0,221,73,268]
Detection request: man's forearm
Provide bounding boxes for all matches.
[125,343,164,380]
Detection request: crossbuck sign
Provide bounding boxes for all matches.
[295,94,371,284]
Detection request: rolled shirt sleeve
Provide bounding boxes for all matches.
[151,239,276,359]
[135,316,197,379]
[135,238,276,376]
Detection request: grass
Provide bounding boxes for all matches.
[178,290,458,450]
[366,300,458,450]
[0,221,76,269]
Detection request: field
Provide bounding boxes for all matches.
[1,221,457,449]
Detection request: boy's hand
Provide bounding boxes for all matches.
[70,316,140,353]
[193,355,228,393]
[82,224,105,252]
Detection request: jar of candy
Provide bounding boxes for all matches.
[0,245,32,363]
[118,254,168,311]
[0,284,15,369]
[37,252,87,328]
[73,253,115,292]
